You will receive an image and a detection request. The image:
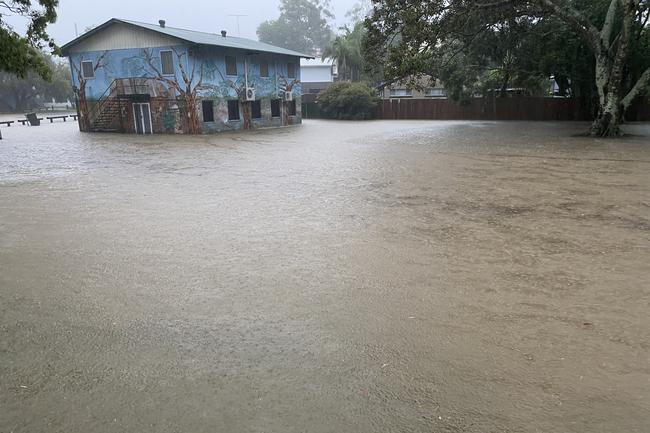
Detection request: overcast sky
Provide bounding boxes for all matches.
[6,0,361,45]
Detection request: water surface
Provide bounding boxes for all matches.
[1,120,649,432]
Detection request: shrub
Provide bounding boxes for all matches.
[317,81,380,120]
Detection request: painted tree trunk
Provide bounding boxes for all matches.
[242,101,251,130]
[76,82,91,131]
[179,92,202,134]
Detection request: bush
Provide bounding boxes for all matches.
[317,81,380,120]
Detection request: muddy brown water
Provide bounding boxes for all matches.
[1,119,649,432]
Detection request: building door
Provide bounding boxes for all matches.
[133,103,152,134]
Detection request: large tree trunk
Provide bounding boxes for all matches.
[589,54,624,137]
[590,98,623,137]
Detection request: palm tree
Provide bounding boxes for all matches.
[323,22,366,81]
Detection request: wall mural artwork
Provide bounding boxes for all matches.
[69,44,302,134]
[71,51,110,131]
[278,74,300,126]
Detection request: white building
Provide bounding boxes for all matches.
[300,58,337,97]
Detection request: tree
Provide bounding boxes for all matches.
[0,0,59,80]
[324,22,367,81]
[257,0,334,54]
[365,0,650,137]
[0,55,72,111]
[346,0,373,23]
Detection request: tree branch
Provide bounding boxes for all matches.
[601,0,619,48]
[621,66,650,108]
[537,0,602,53]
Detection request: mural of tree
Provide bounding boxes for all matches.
[142,48,211,134]
[278,74,300,125]
[71,51,108,131]
[213,64,251,129]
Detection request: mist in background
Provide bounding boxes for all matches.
[3,0,363,45]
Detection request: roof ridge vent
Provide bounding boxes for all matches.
[159,19,166,28]
[221,30,227,37]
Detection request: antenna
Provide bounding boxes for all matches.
[227,14,247,36]
[74,23,79,37]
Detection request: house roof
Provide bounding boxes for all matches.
[300,57,334,67]
[61,18,314,58]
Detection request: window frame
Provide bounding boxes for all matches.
[389,88,413,98]
[202,100,215,123]
[259,60,269,78]
[287,62,296,79]
[425,88,447,98]
[160,50,175,76]
[81,60,95,79]
[225,55,238,76]
[227,99,240,121]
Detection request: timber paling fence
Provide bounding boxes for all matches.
[375,97,650,122]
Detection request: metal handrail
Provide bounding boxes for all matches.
[88,79,119,125]
[89,78,157,126]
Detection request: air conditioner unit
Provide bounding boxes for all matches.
[245,87,255,101]
[284,91,293,102]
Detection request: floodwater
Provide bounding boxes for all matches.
[1,119,649,433]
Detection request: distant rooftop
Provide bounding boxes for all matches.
[61,18,314,58]
[300,58,335,67]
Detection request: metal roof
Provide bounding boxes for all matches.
[300,58,334,67]
[61,18,314,58]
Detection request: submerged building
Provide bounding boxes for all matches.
[61,18,312,134]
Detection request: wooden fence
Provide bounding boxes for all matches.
[375,97,650,122]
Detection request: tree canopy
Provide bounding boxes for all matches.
[0,0,59,80]
[365,0,650,136]
[257,0,334,54]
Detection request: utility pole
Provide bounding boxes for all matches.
[227,14,247,36]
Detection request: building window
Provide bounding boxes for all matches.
[251,100,262,119]
[287,62,296,78]
[202,100,214,122]
[425,88,447,97]
[259,60,269,78]
[227,100,240,121]
[389,88,413,98]
[81,60,94,79]
[226,55,237,76]
[288,100,297,116]
[160,50,174,75]
[271,99,281,118]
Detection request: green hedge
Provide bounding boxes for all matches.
[316,82,380,120]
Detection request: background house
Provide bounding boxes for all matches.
[300,57,337,100]
[382,77,447,99]
[61,18,312,134]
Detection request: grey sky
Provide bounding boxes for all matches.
[6,0,362,46]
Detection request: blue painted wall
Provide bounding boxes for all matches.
[69,45,302,101]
